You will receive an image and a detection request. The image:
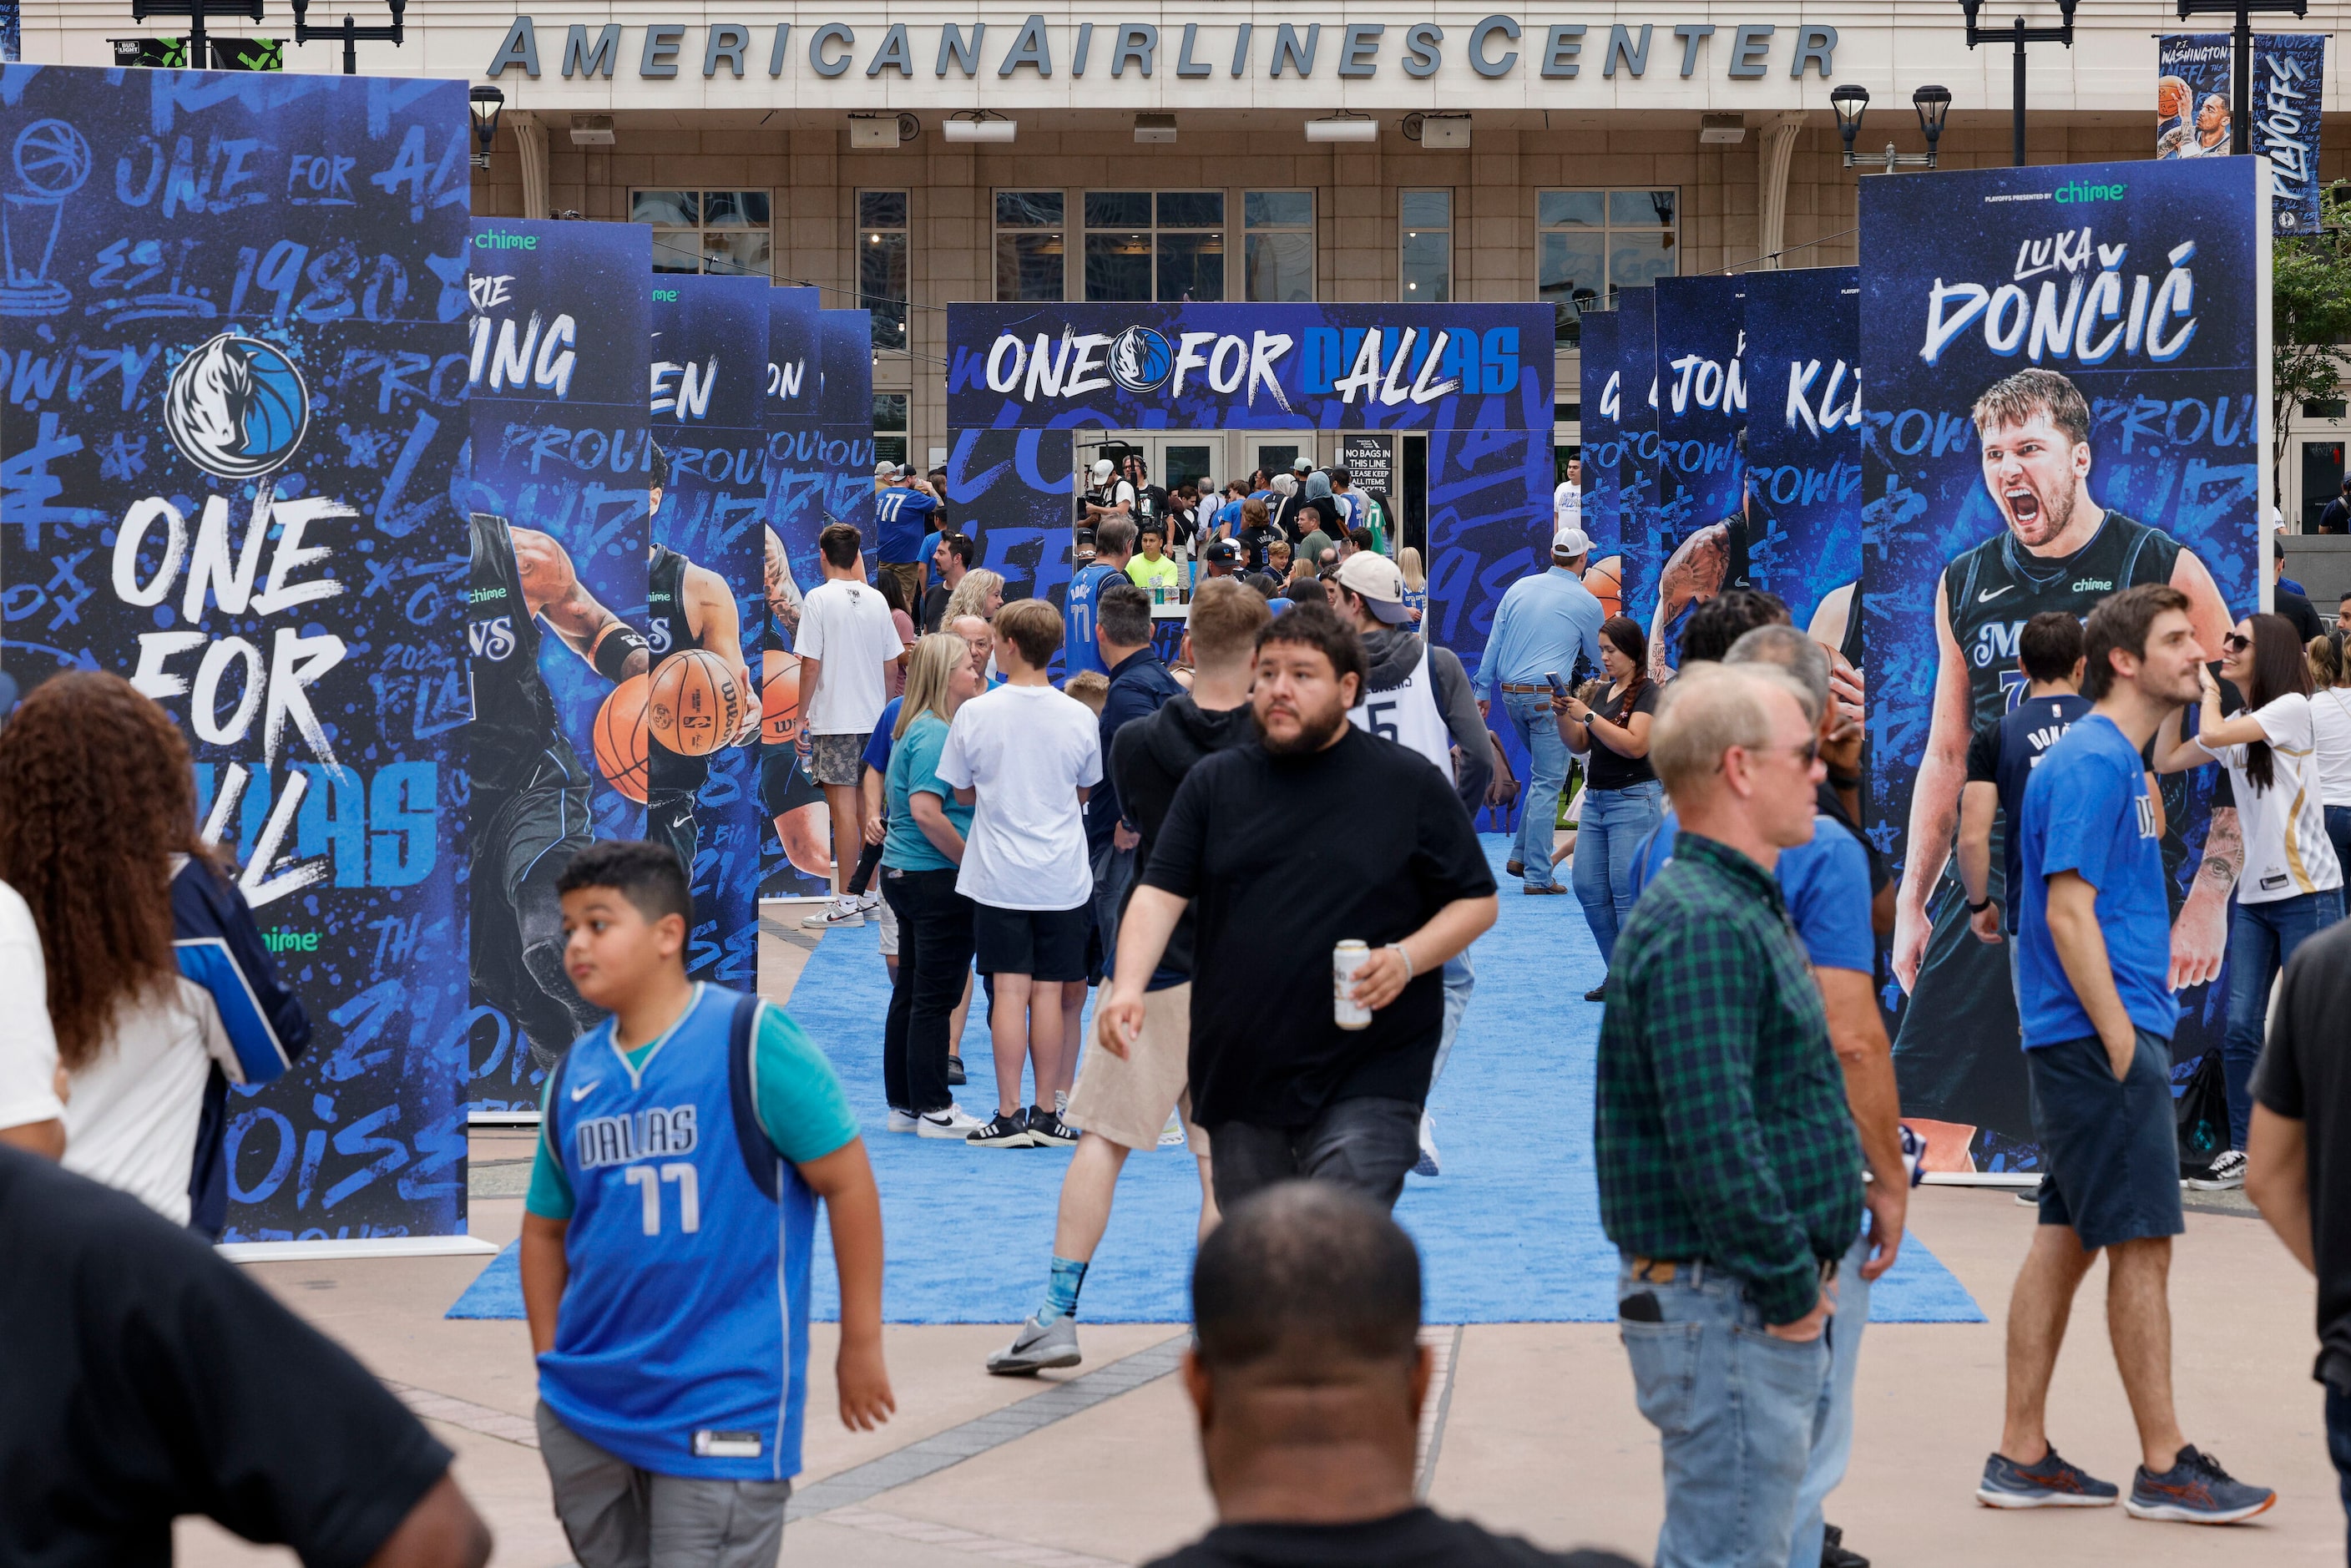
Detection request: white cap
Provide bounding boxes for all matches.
[1334,551,1413,624]
[1092,458,1115,478]
[1552,526,1594,559]
[874,460,900,478]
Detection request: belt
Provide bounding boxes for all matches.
[1499,681,1555,694]
[1628,1255,1841,1286]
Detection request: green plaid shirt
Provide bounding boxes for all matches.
[1595,832,1862,1324]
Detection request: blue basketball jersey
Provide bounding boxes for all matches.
[1064,560,1124,678]
[538,985,818,1480]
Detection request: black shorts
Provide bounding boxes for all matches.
[973,901,1091,983]
[647,788,699,880]
[2028,1029,2186,1252]
[471,764,593,906]
[1892,867,2036,1142]
[760,745,824,819]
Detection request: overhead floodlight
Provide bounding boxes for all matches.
[944,111,1016,144]
[1135,112,1176,144]
[1698,113,1746,144]
[569,114,614,147]
[1305,113,1379,143]
[850,112,920,149]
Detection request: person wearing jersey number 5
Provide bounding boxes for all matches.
[522,842,891,1568]
[1555,616,1664,1003]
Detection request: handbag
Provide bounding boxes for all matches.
[2174,1047,2229,1173]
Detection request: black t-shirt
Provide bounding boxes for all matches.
[1964,690,2096,934]
[2319,497,2350,535]
[2254,919,2351,1383]
[1582,680,1662,792]
[1143,1507,1642,1568]
[921,581,952,634]
[0,1147,453,1568]
[2279,587,2326,644]
[1236,523,1279,572]
[1142,726,1497,1128]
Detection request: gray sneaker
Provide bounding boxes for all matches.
[985,1312,1081,1375]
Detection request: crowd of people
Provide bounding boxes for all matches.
[13,426,2351,1566]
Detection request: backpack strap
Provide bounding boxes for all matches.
[725,990,783,1201]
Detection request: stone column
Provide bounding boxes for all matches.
[1754,111,1808,269]
[512,113,551,222]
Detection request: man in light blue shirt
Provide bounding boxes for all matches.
[1474,527,1609,892]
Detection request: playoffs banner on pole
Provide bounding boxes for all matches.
[461,218,652,1113]
[0,66,473,1240]
[1577,311,1624,616]
[1743,266,1864,641]
[648,275,766,987]
[1650,276,1747,673]
[759,287,832,903]
[2158,33,2325,234]
[1862,157,2266,1172]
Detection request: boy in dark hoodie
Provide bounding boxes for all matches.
[986,579,1272,1376]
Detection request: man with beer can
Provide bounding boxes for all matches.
[1100,603,1497,1212]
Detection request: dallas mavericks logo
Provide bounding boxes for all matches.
[164,333,311,479]
[1108,326,1173,393]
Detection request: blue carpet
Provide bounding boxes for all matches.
[451,836,1983,1325]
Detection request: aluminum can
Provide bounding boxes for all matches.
[1334,940,1372,1029]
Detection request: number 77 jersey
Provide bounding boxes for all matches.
[538,984,817,1481]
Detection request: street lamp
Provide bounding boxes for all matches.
[127,0,262,68]
[2172,0,2309,154]
[1959,0,2078,168]
[1833,84,1949,171]
[289,0,406,74]
[468,86,503,171]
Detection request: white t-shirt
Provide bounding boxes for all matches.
[2311,687,2351,808]
[2200,691,2345,902]
[1554,480,1582,530]
[934,683,1103,910]
[798,577,905,737]
[0,882,63,1136]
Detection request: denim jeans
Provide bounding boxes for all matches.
[1502,690,1573,888]
[1572,779,1666,967]
[2328,806,2351,889]
[1618,1255,1830,1568]
[2223,887,2344,1146]
[880,866,976,1115]
[1090,838,1135,982]
[1430,948,1474,1090]
[1787,1226,1873,1568]
[1209,1097,1423,1212]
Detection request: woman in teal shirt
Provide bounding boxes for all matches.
[879,634,985,1134]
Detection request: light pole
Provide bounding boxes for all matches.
[2172,0,2309,154]
[127,0,262,68]
[289,0,405,74]
[1832,84,1953,172]
[1959,0,2078,167]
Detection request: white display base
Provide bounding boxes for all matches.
[468,1110,543,1127]
[758,894,828,906]
[1919,1171,2040,1189]
[218,1234,501,1262]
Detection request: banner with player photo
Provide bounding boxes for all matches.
[0,66,474,1242]
[1576,311,1625,618]
[648,275,768,988]
[1614,287,1663,630]
[757,287,835,903]
[820,311,878,557]
[1861,157,2267,1175]
[2158,33,2326,234]
[1742,266,1863,643]
[1650,276,1747,673]
[460,217,652,1115]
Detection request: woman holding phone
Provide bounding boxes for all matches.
[1553,615,1662,1001]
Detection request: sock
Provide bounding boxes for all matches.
[1039,1256,1089,1324]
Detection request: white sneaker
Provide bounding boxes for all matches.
[857,888,882,913]
[801,896,865,929]
[886,1108,919,1133]
[1412,1112,1441,1178]
[1054,1090,1069,1115]
[1157,1112,1188,1149]
[917,1102,986,1139]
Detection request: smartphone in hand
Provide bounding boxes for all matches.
[1545,670,1568,699]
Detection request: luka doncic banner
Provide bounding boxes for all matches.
[1861,158,2266,1175]
[1577,310,1624,616]
[1614,288,1662,630]
[2157,33,2325,234]
[1650,276,1747,673]
[462,218,652,1113]
[0,66,473,1241]
[649,275,767,987]
[760,287,831,904]
[1743,266,1863,644]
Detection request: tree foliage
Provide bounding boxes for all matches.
[2272,185,2351,504]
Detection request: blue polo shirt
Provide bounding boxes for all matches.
[1474,565,1607,696]
[2015,713,2178,1048]
[1629,808,1875,974]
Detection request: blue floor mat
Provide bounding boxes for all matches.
[452,836,1983,1326]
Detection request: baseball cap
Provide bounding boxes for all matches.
[1202,538,1243,566]
[875,460,900,478]
[1334,552,1413,624]
[1092,458,1115,478]
[1553,526,1594,559]
[1292,457,1313,473]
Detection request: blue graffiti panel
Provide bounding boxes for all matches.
[1615,288,1661,627]
[1650,276,1747,670]
[647,274,766,986]
[1743,266,1863,635]
[757,286,829,902]
[1861,157,2262,1167]
[458,217,650,1113]
[819,310,877,554]
[1577,309,1621,563]
[0,65,472,1239]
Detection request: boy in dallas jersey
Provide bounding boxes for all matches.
[1889,368,2240,1168]
[523,840,891,1566]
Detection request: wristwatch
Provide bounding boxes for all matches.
[1965,895,1993,914]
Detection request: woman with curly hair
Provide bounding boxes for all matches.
[0,672,308,1232]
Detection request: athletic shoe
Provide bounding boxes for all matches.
[1821,1524,1868,1568]
[886,1107,919,1134]
[1583,982,1607,1002]
[1505,858,1526,878]
[1054,1090,1069,1115]
[2185,1149,2246,1191]
[1027,1107,1080,1146]
[917,1102,985,1139]
[1523,883,1570,896]
[856,888,882,915]
[801,896,865,929]
[967,1110,1038,1148]
[1975,1447,2120,1508]
[2124,1446,2275,1524]
[1157,1112,1189,1149]
[986,1311,1081,1375]
[947,1055,967,1085]
[1413,1112,1441,1178]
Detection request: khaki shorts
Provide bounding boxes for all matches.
[1065,982,1207,1154]
[875,883,899,956]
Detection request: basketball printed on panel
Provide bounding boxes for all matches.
[650,648,746,757]
[594,673,652,802]
[761,650,802,746]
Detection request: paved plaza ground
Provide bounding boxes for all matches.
[175,922,2345,1567]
